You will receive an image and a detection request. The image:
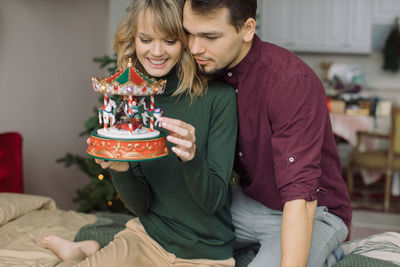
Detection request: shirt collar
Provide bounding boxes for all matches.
[228,34,263,75]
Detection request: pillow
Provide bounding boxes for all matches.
[0,193,56,226]
[341,231,400,265]
[0,132,23,193]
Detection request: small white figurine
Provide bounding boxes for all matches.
[153,108,163,127]
[142,110,150,126]
[99,99,116,129]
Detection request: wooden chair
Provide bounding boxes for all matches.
[347,107,400,212]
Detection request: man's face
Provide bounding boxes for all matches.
[183,3,247,74]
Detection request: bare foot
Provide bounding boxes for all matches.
[37,235,100,261]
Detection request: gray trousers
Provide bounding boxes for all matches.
[231,188,348,267]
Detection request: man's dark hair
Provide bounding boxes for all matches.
[187,0,257,32]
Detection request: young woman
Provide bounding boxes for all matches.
[37,0,237,266]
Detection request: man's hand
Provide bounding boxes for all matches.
[158,117,196,162]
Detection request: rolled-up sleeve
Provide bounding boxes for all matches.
[269,72,327,204]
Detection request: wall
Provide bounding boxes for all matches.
[108,0,131,53]
[0,0,109,210]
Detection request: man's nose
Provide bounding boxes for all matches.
[188,36,204,55]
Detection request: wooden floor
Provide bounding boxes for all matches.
[350,210,400,240]
[336,142,400,240]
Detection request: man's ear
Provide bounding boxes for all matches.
[242,18,256,42]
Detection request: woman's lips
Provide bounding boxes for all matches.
[148,58,168,68]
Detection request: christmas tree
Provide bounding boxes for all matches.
[57,54,131,214]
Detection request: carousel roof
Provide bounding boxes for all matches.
[91,58,166,96]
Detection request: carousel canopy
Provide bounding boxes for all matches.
[91,58,166,96]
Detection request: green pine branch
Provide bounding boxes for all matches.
[57,54,128,214]
[93,54,118,74]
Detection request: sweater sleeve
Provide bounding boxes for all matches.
[181,87,237,214]
[110,163,153,216]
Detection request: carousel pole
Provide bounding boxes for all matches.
[103,94,108,130]
[128,95,134,134]
[150,94,155,130]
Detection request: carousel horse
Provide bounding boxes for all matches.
[115,105,141,131]
[138,97,147,108]
[153,108,163,127]
[142,110,150,126]
[142,108,163,127]
[98,99,116,128]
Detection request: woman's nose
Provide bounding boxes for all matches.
[151,41,164,56]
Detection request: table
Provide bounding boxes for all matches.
[330,113,393,186]
[329,113,390,148]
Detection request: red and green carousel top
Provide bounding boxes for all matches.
[91,58,166,96]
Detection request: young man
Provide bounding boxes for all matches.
[183,1,352,267]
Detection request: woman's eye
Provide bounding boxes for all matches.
[140,38,151,43]
[206,36,217,40]
[165,39,177,45]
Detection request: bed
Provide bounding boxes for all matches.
[1,193,400,267]
[0,193,96,266]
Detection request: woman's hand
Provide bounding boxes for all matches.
[94,159,130,172]
[158,117,196,162]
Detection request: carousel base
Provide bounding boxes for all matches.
[87,127,168,161]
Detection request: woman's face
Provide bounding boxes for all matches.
[135,10,183,77]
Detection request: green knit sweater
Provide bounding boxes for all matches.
[110,70,237,260]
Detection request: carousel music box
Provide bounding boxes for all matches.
[86,58,168,161]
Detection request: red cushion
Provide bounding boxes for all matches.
[0,132,23,193]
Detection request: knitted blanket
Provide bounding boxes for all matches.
[333,254,398,267]
[74,212,135,248]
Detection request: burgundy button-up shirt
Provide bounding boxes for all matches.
[220,35,352,228]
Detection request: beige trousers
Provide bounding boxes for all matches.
[57,218,235,267]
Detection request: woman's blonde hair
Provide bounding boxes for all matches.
[113,0,208,97]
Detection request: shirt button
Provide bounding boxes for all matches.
[235,89,238,93]
[238,152,243,157]
[289,157,294,162]
[227,72,232,77]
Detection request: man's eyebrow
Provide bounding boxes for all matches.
[183,28,222,36]
[200,31,222,36]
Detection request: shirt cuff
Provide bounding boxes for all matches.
[109,168,133,180]
[279,179,323,204]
